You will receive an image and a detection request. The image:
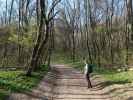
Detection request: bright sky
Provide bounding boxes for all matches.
[0,0,125,18]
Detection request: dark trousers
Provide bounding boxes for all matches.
[86,73,92,88]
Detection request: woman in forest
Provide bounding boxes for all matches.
[83,58,93,88]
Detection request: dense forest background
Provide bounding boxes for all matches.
[0,0,133,99]
[0,0,133,75]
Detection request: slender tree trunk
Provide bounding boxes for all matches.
[72,30,75,62]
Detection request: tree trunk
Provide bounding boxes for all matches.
[26,23,49,76]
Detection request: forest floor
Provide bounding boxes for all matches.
[8,64,133,100]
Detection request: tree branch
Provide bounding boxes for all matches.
[48,0,61,20]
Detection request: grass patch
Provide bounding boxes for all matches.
[95,67,133,86]
[0,64,49,98]
[0,71,41,92]
[0,89,9,100]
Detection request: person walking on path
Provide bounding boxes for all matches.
[83,58,93,88]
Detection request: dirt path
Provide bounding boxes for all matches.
[51,65,111,100]
[8,64,133,100]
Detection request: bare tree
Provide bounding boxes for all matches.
[26,0,61,76]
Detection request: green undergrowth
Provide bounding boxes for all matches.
[0,89,9,100]
[0,64,49,98]
[51,52,73,64]
[95,67,133,85]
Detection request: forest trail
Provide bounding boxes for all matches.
[51,65,111,100]
[8,65,129,100]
